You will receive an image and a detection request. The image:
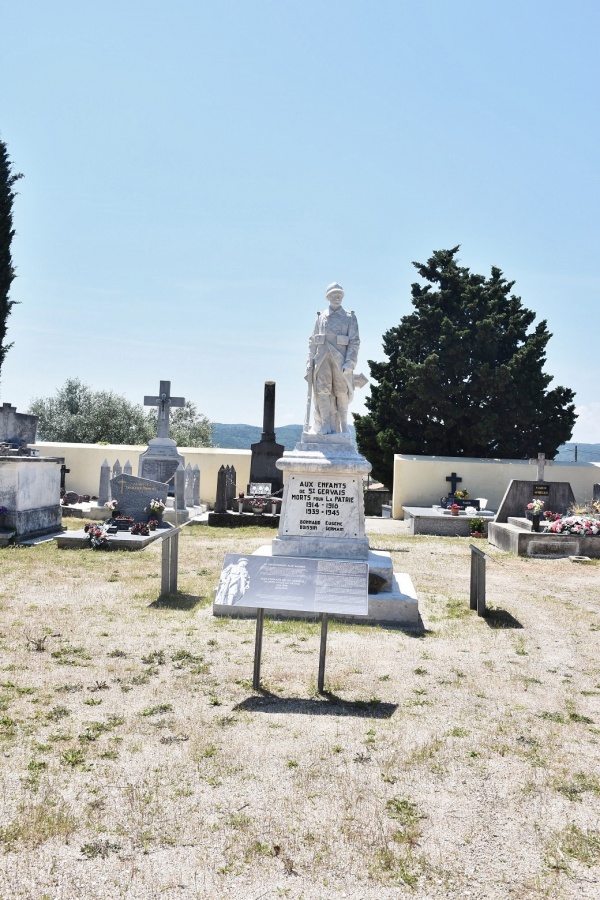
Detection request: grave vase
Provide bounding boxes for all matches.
[531,514,540,532]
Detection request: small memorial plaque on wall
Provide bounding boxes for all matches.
[533,483,550,497]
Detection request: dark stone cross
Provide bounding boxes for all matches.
[144,380,185,439]
[446,472,462,495]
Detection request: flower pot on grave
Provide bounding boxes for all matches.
[238,501,244,513]
[451,508,459,517]
[271,503,278,515]
[470,532,485,539]
[531,514,540,532]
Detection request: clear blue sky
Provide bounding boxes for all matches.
[1,0,599,440]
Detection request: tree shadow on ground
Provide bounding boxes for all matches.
[484,607,523,629]
[148,593,206,611]
[234,691,398,718]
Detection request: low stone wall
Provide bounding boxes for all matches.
[392,454,600,519]
[34,442,251,506]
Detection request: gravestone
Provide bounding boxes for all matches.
[113,459,122,478]
[109,473,168,522]
[0,403,38,450]
[138,380,185,488]
[123,460,132,476]
[175,463,186,511]
[495,453,575,522]
[184,463,194,507]
[214,465,227,513]
[193,464,200,505]
[594,483,600,502]
[98,460,111,506]
[248,381,285,495]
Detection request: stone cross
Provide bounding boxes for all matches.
[144,380,185,439]
[446,472,462,495]
[529,452,553,481]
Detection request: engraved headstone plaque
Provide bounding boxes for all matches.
[109,473,168,521]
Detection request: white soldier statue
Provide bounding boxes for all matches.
[305,282,360,435]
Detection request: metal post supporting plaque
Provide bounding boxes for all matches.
[318,613,329,693]
[253,608,265,690]
[469,544,489,617]
[159,529,180,599]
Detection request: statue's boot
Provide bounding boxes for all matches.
[315,395,333,434]
[336,396,349,433]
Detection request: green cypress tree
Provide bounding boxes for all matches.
[355,247,577,488]
[0,138,22,383]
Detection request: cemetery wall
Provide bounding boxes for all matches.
[34,442,251,505]
[391,454,600,519]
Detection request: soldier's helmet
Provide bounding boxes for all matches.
[325,282,344,301]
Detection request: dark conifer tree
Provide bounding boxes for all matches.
[0,138,22,383]
[355,247,577,487]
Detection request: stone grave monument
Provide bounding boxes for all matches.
[248,381,284,496]
[138,380,185,489]
[109,472,169,523]
[0,403,38,452]
[214,282,419,625]
[495,453,576,523]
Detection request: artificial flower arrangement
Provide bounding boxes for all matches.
[104,500,118,512]
[543,510,562,522]
[526,499,545,516]
[454,490,469,499]
[549,517,600,537]
[131,522,150,536]
[84,523,109,550]
[147,498,166,515]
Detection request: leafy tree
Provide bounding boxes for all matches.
[146,399,213,447]
[0,138,23,383]
[29,379,214,446]
[29,379,155,444]
[354,247,577,488]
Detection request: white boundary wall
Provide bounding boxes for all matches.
[391,454,600,519]
[35,442,251,507]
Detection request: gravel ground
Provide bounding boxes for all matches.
[0,523,599,899]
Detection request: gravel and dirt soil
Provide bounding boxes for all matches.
[0,520,599,899]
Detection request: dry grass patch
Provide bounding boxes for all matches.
[0,525,599,897]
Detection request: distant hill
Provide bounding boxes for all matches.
[212,427,599,462]
[212,423,303,451]
[556,442,600,463]
[212,423,355,451]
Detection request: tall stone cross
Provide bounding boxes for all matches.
[529,452,553,481]
[446,472,462,495]
[144,380,185,440]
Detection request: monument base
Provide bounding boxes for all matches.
[211,546,419,626]
[273,437,372,560]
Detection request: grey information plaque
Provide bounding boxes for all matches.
[215,554,369,616]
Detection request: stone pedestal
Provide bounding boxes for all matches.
[272,434,371,561]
